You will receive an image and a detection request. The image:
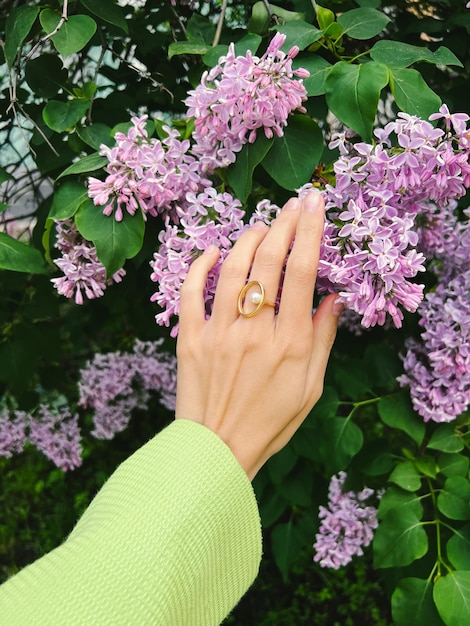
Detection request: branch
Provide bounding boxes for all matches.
[24,0,69,62]
[212,0,228,47]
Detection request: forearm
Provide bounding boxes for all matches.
[0,420,262,625]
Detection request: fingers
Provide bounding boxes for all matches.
[178,245,220,337]
[210,222,269,325]
[277,192,325,329]
[308,293,342,384]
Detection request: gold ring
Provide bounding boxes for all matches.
[237,280,276,318]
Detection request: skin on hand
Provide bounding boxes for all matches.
[175,192,342,480]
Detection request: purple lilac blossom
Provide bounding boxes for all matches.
[185,32,309,171]
[398,266,470,423]
[313,472,379,569]
[0,409,28,458]
[88,116,210,221]
[28,405,82,471]
[51,220,125,305]
[78,339,177,439]
[298,105,470,330]
[149,188,246,336]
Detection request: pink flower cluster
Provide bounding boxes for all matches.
[88,117,209,221]
[78,339,177,439]
[0,405,82,471]
[299,105,470,329]
[51,220,125,305]
[149,188,246,335]
[313,472,379,569]
[185,32,308,170]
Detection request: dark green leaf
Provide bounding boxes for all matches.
[316,6,335,30]
[437,477,470,521]
[432,46,464,68]
[370,41,463,69]
[415,456,438,479]
[273,21,323,51]
[434,572,470,626]
[0,233,48,274]
[186,13,215,44]
[25,55,68,99]
[75,199,145,276]
[43,100,90,133]
[48,182,89,221]
[392,577,444,626]
[258,490,287,527]
[267,444,298,484]
[446,525,470,570]
[275,464,314,507]
[389,68,441,119]
[324,417,364,474]
[438,452,469,478]
[378,391,425,445]
[293,55,331,96]
[389,461,421,492]
[337,8,390,40]
[58,154,108,179]
[427,424,464,453]
[226,134,274,202]
[325,61,389,140]
[77,124,114,150]
[306,385,339,423]
[168,41,210,59]
[272,520,302,581]
[378,486,423,519]
[4,5,40,68]
[248,1,270,35]
[203,34,262,67]
[40,10,97,58]
[261,115,323,190]
[270,4,305,24]
[80,0,129,34]
[373,508,428,568]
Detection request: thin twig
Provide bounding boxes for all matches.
[24,0,69,62]
[212,0,228,47]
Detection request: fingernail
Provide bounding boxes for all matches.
[204,244,218,254]
[252,221,268,231]
[333,297,344,316]
[303,191,323,212]
[283,197,301,210]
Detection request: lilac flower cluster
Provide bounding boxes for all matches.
[51,220,125,305]
[298,106,470,329]
[88,117,209,221]
[78,339,177,439]
[0,405,81,471]
[313,472,379,569]
[185,32,309,171]
[149,188,246,335]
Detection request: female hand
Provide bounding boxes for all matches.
[175,192,342,480]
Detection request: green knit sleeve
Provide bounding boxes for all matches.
[0,420,262,625]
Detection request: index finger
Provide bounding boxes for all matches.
[276,192,325,329]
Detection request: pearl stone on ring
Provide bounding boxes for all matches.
[237,280,276,318]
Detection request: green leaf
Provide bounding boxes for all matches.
[261,115,323,190]
[392,577,444,626]
[168,41,210,59]
[80,0,129,34]
[370,40,463,69]
[4,5,40,68]
[40,10,97,58]
[76,124,114,150]
[438,452,469,478]
[25,55,68,99]
[324,417,364,474]
[275,463,314,507]
[389,461,421,492]
[0,168,13,185]
[434,572,470,626]
[258,489,287,527]
[337,8,390,40]
[316,6,335,30]
[415,455,438,479]
[325,61,389,140]
[389,68,441,119]
[427,424,464,453]
[373,508,428,568]
[437,477,470,521]
[293,55,331,96]
[378,486,423,519]
[226,134,274,202]
[273,21,323,51]
[267,445,298,484]
[378,391,425,445]
[203,34,262,67]
[75,199,145,276]
[43,100,90,133]
[48,182,89,221]
[446,525,470,570]
[58,154,108,179]
[306,385,339,423]
[248,1,270,35]
[272,520,302,581]
[186,13,215,44]
[270,4,305,24]
[0,233,48,274]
